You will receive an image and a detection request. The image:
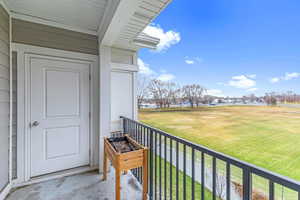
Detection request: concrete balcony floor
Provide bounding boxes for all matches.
[6,169,143,200]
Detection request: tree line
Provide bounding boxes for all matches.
[264,91,300,105]
[138,75,300,108]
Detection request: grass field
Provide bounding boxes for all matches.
[139,106,300,182]
[154,156,219,200]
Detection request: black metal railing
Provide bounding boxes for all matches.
[120,116,300,200]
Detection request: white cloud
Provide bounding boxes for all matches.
[247,74,257,79]
[184,57,203,65]
[144,24,181,52]
[138,58,175,82]
[157,73,176,82]
[206,89,224,97]
[138,58,155,76]
[247,88,258,92]
[228,75,256,89]
[270,77,280,83]
[283,72,300,80]
[185,59,195,65]
[269,72,300,83]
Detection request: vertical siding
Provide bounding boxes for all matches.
[0,3,10,191]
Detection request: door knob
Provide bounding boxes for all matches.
[31,121,40,127]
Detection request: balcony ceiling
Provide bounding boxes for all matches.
[4,0,172,49]
[5,0,108,33]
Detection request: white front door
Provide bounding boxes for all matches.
[30,56,90,177]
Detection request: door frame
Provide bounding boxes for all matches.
[11,43,99,184]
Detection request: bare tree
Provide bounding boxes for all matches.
[182,84,206,107]
[249,94,257,103]
[148,79,165,108]
[202,95,214,104]
[264,92,277,105]
[137,74,150,109]
[163,81,179,107]
[147,79,181,108]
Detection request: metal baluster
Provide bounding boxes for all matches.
[137,124,140,181]
[164,136,167,200]
[212,157,216,200]
[226,162,231,200]
[144,127,146,146]
[155,131,157,200]
[135,123,140,182]
[243,168,251,200]
[139,125,142,183]
[122,118,126,133]
[201,152,205,200]
[269,181,274,200]
[130,120,133,137]
[170,139,173,200]
[183,145,186,200]
[135,123,137,140]
[159,134,162,200]
[135,124,138,179]
[149,129,154,200]
[176,141,179,200]
[128,120,131,136]
[192,148,195,200]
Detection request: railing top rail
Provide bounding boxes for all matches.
[121,116,300,191]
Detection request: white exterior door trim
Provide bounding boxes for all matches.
[11,43,99,184]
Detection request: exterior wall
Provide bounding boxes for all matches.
[0,3,10,191]
[111,70,135,131]
[111,47,135,65]
[12,44,99,183]
[10,20,99,180]
[11,51,17,179]
[110,48,137,132]
[12,19,99,55]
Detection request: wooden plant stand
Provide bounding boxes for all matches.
[102,135,148,200]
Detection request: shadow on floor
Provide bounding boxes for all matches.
[6,169,143,200]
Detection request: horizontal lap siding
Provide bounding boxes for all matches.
[0,3,9,191]
[12,19,99,55]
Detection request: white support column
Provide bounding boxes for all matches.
[99,45,111,173]
[132,52,138,121]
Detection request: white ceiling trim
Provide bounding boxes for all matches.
[132,33,159,49]
[103,0,173,50]
[111,62,139,72]
[100,0,140,46]
[97,0,119,39]
[11,12,98,35]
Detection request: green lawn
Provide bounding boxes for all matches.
[153,156,219,200]
[139,106,300,199]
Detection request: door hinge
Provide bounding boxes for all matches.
[89,74,91,80]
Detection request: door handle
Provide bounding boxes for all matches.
[31,121,40,127]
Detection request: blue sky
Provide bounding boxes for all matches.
[138,0,300,97]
